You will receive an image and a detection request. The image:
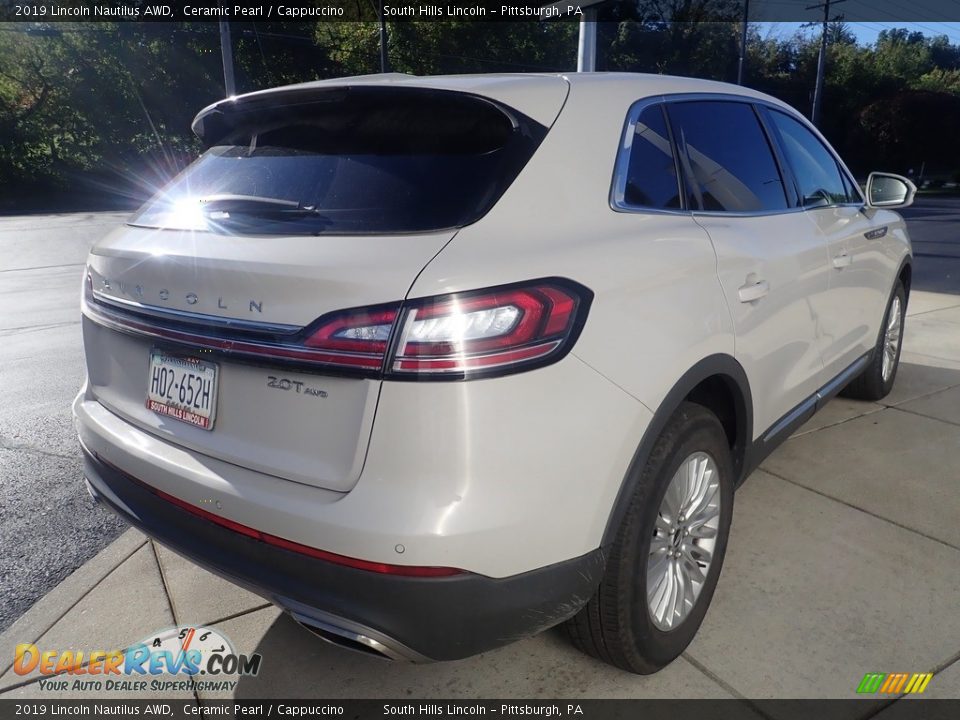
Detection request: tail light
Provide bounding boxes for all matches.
[390,283,587,377]
[301,307,399,370]
[84,276,591,380]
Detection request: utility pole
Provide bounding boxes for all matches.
[378,0,390,73]
[737,0,749,85]
[577,7,598,72]
[219,20,236,97]
[807,0,845,127]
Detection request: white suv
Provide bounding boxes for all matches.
[76,73,914,673]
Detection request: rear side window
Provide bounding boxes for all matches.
[621,105,682,210]
[666,101,788,213]
[131,89,547,235]
[765,109,855,208]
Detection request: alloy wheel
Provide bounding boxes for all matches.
[882,295,902,383]
[647,451,721,631]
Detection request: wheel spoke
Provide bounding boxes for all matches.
[668,562,684,625]
[647,553,670,597]
[661,476,683,520]
[681,563,698,609]
[680,458,707,516]
[881,296,903,382]
[650,561,673,622]
[655,514,673,535]
[684,481,719,527]
[681,554,706,584]
[887,298,900,332]
[687,523,717,539]
[688,545,713,566]
[649,533,671,555]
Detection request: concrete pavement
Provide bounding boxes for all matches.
[1,287,959,708]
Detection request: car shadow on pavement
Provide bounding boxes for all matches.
[227,611,734,699]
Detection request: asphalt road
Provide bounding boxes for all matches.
[0,212,130,631]
[0,197,957,633]
[901,196,960,294]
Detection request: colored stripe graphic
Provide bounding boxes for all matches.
[857,672,933,694]
[857,673,886,693]
[904,673,933,694]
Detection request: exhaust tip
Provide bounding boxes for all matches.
[280,600,431,663]
[297,621,395,661]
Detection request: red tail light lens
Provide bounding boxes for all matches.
[302,307,399,369]
[390,282,589,377]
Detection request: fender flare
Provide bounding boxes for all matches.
[600,353,753,548]
[896,253,913,298]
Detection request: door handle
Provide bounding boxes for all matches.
[738,279,769,303]
[833,252,852,269]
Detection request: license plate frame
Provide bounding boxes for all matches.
[146,348,220,431]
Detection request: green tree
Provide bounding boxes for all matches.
[318,21,577,76]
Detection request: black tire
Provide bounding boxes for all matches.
[841,280,906,402]
[564,402,734,674]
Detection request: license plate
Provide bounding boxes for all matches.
[146,350,219,430]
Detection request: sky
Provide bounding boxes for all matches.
[757,21,960,46]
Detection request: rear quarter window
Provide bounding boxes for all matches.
[617,104,683,211]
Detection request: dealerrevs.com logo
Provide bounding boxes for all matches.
[14,626,262,693]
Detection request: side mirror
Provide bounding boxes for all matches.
[865,172,917,209]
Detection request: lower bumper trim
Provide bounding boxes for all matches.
[81,447,604,661]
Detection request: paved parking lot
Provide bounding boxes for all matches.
[0,200,958,707]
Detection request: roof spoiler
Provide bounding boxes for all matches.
[190,83,530,146]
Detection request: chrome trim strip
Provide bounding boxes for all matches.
[694,206,808,219]
[91,290,301,335]
[82,299,383,369]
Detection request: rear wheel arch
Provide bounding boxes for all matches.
[898,256,912,300]
[601,354,752,549]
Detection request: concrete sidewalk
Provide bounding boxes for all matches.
[2,291,960,711]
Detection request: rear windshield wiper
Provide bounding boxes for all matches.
[198,194,330,221]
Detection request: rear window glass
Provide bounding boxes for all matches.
[131,89,547,235]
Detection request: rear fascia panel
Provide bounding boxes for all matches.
[76,349,650,578]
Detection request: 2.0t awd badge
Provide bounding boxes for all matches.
[266,375,328,397]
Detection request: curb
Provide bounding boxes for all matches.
[0,528,148,684]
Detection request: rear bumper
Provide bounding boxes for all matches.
[81,448,603,662]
